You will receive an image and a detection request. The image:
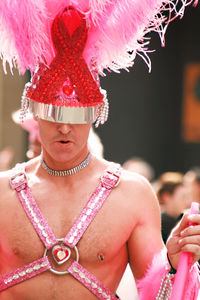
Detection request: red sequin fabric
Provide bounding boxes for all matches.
[25,7,103,108]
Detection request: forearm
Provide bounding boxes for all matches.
[136,248,199,300]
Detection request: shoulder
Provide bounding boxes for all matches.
[120,168,156,198]
[0,169,13,186]
[0,158,37,188]
[116,168,160,220]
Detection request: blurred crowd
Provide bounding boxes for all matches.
[123,157,200,243]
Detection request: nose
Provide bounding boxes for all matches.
[57,123,72,135]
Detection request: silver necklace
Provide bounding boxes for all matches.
[41,153,91,176]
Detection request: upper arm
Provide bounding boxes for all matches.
[126,176,164,279]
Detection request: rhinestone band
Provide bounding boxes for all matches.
[0,257,50,291]
[41,153,91,176]
[68,261,115,300]
[156,272,174,300]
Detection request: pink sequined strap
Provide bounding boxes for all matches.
[64,163,121,248]
[10,164,57,249]
[0,256,51,292]
[68,261,119,300]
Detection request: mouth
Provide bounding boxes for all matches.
[58,140,70,144]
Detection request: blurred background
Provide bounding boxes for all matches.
[0,4,199,179]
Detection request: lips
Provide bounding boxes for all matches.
[59,140,69,144]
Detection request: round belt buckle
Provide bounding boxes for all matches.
[43,238,79,275]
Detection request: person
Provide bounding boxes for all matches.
[0,146,14,171]
[0,1,199,300]
[184,167,200,204]
[157,172,192,243]
[123,157,155,182]
[12,110,42,159]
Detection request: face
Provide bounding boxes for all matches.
[36,118,92,164]
[171,184,191,213]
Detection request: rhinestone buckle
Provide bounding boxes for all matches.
[10,172,27,190]
[101,171,120,189]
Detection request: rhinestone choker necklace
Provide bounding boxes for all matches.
[41,153,91,176]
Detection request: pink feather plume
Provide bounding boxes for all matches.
[0,0,198,75]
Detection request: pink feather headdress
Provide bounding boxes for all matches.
[0,0,198,125]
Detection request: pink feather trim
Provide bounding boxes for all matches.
[0,0,198,74]
[136,248,200,300]
[136,248,169,299]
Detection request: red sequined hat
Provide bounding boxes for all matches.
[0,0,198,126]
[22,7,108,125]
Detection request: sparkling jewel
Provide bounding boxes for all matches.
[52,244,71,265]
[63,84,74,96]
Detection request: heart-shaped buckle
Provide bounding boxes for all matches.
[43,238,79,275]
[52,244,71,265]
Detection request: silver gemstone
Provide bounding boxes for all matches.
[26,268,33,273]
[91,282,97,289]
[73,230,78,237]
[89,202,95,209]
[41,262,48,267]
[86,209,92,216]
[98,287,102,294]
[73,267,79,273]
[79,272,85,279]
[77,222,82,229]
[68,236,74,244]
[42,231,48,237]
[85,277,91,284]
[38,223,44,230]
[33,264,41,270]
[34,217,39,223]
[102,292,108,298]
[46,238,52,244]
[81,215,87,222]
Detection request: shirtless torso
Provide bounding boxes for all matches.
[0,155,163,300]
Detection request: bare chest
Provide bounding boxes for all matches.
[0,182,132,270]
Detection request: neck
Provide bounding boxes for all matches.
[41,145,90,170]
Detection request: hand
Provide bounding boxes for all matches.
[166,212,200,269]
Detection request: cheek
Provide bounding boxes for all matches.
[75,125,91,140]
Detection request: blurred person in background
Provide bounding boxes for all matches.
[157,172,192,243]
[184,166,200,204]
[12,110,41,159]
[123,157,155,182]
[0,146,14,171]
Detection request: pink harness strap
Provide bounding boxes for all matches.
[65,164,121,248]
[0,257,51,292]
[10,164,57,249]
[68,261,116,300]
[1,162,122,299]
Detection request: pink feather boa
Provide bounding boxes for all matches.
[136,248,200,299]
[0,0,198,75]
